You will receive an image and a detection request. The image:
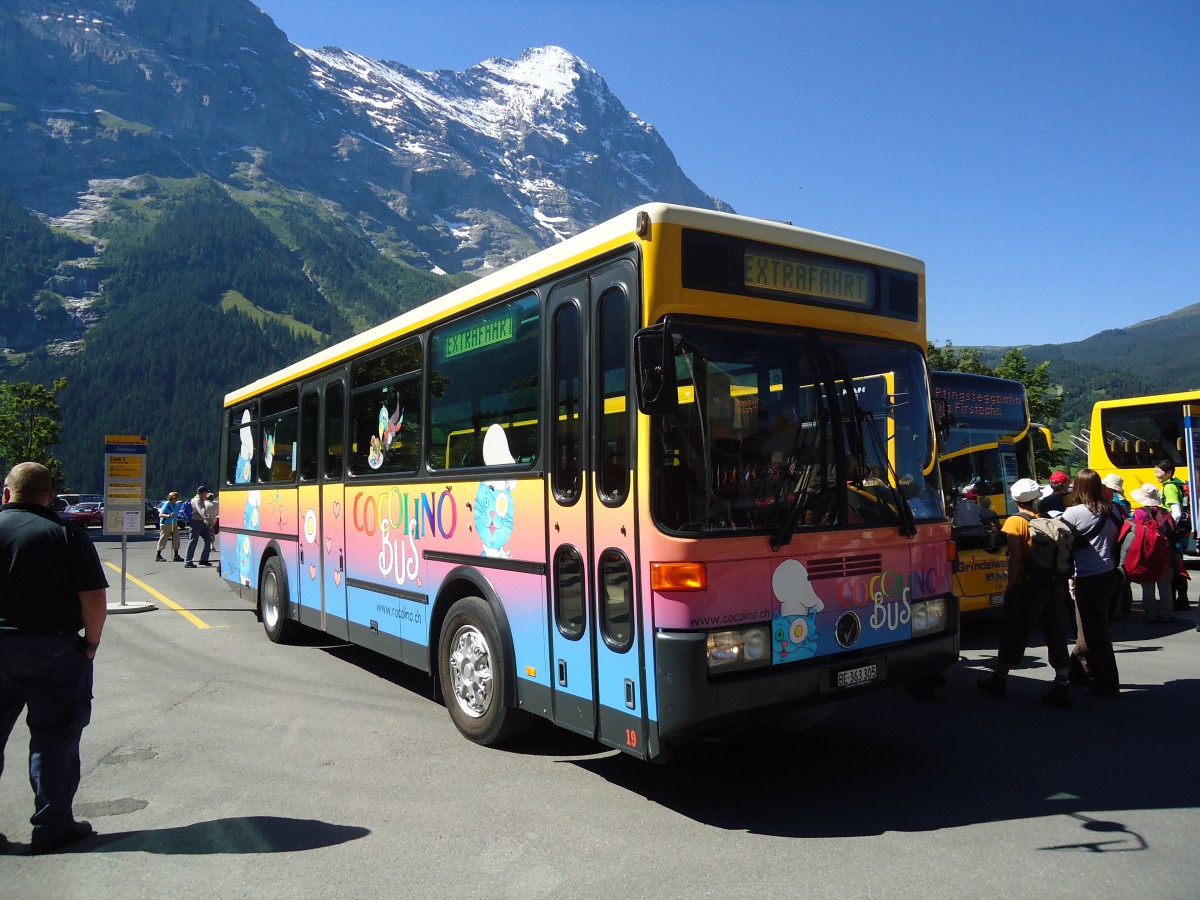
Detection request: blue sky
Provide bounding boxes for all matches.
[255,0,1199,349]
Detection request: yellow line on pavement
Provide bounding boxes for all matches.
[103,561,211,630]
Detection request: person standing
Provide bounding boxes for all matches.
[1103,474,1132,620]
[0,462,108,853]
[1063,469,1123,698]
[154,491,185,562]
[977,477,1073,709]
[184,486,216,569]
[1128,484,1175,623]
[1155,459,1191,614]
[1039,470,1072,517]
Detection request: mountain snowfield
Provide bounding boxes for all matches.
[300,43,723,251]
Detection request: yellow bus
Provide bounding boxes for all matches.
[932,372,1040,612]
[218,204,958,761]
[1087,392,1198,553]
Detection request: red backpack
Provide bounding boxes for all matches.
[1120,507,1173,584]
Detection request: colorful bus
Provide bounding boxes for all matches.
[1087,391,1199,548]
[932,372,1039,612]
[218,204,959,761]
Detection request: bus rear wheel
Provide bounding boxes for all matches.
[260,555,300,644]
[438,596,530,745]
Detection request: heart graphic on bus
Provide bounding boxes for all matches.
[333,501,341,519]
[333,570,342,587]
[309,564,317,581]
[325,537,332,554]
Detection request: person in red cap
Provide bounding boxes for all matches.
[1040,470,1071,517]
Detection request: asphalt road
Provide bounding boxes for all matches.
[3,531,1199,899]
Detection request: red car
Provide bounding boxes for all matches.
[62,502,104,528]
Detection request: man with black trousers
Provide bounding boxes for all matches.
[0,461,108,853]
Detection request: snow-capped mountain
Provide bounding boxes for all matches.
[0,0,729,279]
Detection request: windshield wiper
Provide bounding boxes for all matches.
[838,372,917,538]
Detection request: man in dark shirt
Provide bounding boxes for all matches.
[0,462,108,853]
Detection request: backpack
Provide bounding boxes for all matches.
[177,499,193,525]
[1022,513,1074,584]
[1120,507,1173,585]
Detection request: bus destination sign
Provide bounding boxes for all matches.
[744,250,875,309]
[443,312,514,359]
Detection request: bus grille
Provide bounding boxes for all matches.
[887,274,919,316]
[805,553,882,580]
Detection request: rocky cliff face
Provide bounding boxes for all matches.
[0,0,728,281]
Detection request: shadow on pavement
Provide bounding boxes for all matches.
[9,816,369,855]
[571,615,1200,842]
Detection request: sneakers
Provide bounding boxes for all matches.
[976,674,1007,699]
[154,554,164,561]
[30,820,94,855]
[173,555,184,562]
[184,562,197,568]
[1041,682,1071,710]
[198,561,213,567]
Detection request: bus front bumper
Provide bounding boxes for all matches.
[653,606,960,744]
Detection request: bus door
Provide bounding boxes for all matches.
[546,259,646,756]
[296,372,349,639]
[997,437,1019,516]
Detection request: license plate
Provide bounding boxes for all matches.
[836,663,878,688]
[989,593,1006,606]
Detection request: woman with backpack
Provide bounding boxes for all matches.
[1063,469,1124,698]
[1128,484,1176,624]
[977,477,1074,709]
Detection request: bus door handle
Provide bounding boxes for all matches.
[625,678,636,710]
[557,659,568,686]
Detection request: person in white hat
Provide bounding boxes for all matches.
[977,477,1073,709]
[1128,483,1175,623]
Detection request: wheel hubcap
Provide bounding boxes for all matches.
[448,625,493,719]
[262,572,279,628]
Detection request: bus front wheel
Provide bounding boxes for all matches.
[260,555,300,644]
[438,596,530,745]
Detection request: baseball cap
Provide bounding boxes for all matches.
[961,485,977,499]
[196,485,208,494]
[1049,471,1070,486]
[1010,478,1043,503]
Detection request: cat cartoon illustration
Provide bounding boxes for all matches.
[235,409,254,484]
[770,559,825,664]
[474,423,516,558]
[772,609,818,661]
[237,490,260,585]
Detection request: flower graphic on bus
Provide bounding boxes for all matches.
[771,558,825,663]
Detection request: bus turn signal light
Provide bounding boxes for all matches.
[651,562,707,592]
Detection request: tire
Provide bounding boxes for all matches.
[438,596,530,745]
[260,555,300,644]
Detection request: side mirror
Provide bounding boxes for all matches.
[634,323,678,414]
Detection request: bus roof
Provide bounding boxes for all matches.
[224,203,924,407]
[1091,389,1200,411]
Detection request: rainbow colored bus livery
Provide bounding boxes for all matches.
[218,204,959,761]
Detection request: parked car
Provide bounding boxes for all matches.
[145,500,162,529]
[62,501,104,529]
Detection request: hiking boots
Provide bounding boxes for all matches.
[1041,682,1071,710]
[976,673,1007,699]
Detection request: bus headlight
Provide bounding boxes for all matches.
[707,625,772,672]
[912,598,947,636]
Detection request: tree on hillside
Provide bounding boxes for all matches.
[927,343,1068,478]
[0,377,68,487]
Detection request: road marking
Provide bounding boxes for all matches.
[103,562,211,630]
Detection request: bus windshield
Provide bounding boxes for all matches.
[649,321,942,536]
